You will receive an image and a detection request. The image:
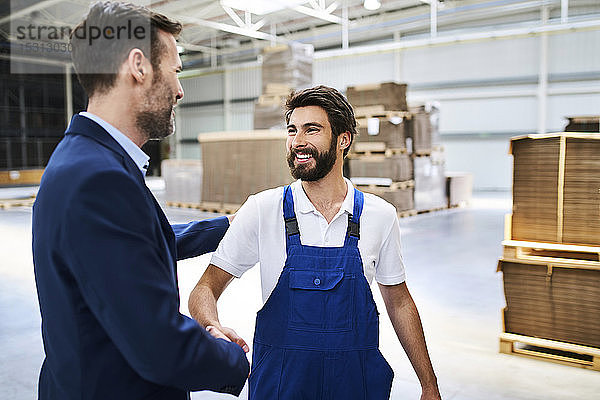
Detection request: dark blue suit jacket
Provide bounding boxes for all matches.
[32,115,249,399]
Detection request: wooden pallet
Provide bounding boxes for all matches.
[397,209,418,218]
[500,332,600,371]
[416,206,448,214]
[413,145,445,157]
[448,201,469,209]
[356,180,414,191]
[0,196,36,209]
[166,201,239,215]
[350,142,407,157]
[502,229,600,270]
[354,105,411,120]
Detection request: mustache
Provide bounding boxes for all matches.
[289,146,318,157]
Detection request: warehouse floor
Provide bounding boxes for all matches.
[1,181,598,400]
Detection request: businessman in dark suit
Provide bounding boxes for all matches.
[32,2,249,399]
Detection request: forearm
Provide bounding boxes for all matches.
[188,281,222,328]
[390,300,437,388]
[380,283,439,391]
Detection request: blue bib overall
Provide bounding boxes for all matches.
[249,186,394,399]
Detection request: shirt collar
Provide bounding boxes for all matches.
[292,178,355,217]
[79,112,150,176]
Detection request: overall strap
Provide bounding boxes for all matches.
[283,185,301,247]
[344,188,364,247]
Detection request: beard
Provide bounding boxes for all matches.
[287,134,338,182]
[136,74,176,141]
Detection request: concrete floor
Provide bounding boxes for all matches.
[0,182,598,400]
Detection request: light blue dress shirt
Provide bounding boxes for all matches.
[79,112,150,177]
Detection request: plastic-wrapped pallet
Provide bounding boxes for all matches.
[446,172,473,207]
[413,150,446,212]
[161,159,202,204]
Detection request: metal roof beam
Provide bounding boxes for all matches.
[0,0,66,25]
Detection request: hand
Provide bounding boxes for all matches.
[420,384,441,400]
[226,213,236,224]
[206,325,249,353]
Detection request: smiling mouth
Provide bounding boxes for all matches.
[295,153,313,164]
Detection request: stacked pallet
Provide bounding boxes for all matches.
[345,82,414,215]
[564,115,599,133]
[254,44,314,130]
[346,83,448,214]
[498,132,600,371]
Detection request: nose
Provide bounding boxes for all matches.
[291,130,307,148]
[175,79,184,102]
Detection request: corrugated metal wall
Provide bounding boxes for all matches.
[174,30,599,189]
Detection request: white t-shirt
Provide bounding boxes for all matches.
[211,178,406,303]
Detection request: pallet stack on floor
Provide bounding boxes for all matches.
[345,82,449,215]
[253,43,313,130]
[498,131,600,371]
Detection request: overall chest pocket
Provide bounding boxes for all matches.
[288,269,355,332]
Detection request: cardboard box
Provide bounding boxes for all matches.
[510,133,600,245]
[161,159,202,204]
[346,82,407,111]
[348,154,412,182]
[198,130,292,204]
[499,259,600,348]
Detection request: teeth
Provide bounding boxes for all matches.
[297,154,311,160]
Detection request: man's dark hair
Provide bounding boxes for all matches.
[285,85,357,157]
[70,1,182,97]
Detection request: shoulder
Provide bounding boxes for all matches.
[360,191,398,220]
[359,190,399,234]
[249,185,285,208]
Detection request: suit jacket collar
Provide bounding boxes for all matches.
[65,114,145,185]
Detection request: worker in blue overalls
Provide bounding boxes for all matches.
[190,86,441,399]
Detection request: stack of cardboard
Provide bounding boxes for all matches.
[511,133,600,245]
[161,159,202,204]
[564,115,599,132]
[345,83,449,214]
[499,259,600,349]
[198,130,291,205]
[499,132,600,363]
[254,44,314,130]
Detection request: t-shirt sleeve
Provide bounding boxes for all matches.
[374,212,406,285]
[210,195,259,278]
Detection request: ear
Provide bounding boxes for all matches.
[339,131,352,151]
[126,48,148,84]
